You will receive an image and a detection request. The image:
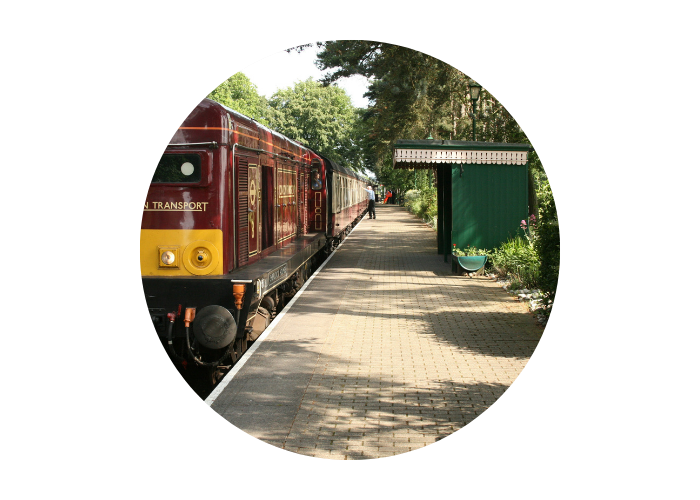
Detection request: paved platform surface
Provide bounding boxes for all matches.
[210,204,543,459]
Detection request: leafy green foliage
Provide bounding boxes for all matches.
[491,236,540,290]
[207,69,367,171]
[533,177,559,306]
[452,246,492,258]
[263,78,362,169]
[313,41,532,185]
[207,72,268,125]
[404,188,438,226]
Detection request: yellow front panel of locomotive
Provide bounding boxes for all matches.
[140,229,224,276]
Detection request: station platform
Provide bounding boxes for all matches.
[207,204,543,460]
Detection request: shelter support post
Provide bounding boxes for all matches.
[436,164,453,262]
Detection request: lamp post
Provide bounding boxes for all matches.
[469,82,482,141]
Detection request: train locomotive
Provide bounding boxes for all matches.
[141,98,369,383]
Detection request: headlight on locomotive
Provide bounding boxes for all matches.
[158,247,179,268]
[161,251,175,265]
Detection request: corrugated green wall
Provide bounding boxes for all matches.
[451,163,528,250]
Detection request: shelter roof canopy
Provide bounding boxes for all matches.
[393,139,531,168]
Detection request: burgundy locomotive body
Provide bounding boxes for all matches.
[141,99,368,380]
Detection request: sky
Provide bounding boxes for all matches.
[234,46,371,108]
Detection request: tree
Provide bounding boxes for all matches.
[207,72,268,125]
[312,41,464,184]
[263,78,362,169]
[311,41,534,186]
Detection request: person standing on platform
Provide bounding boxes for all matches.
[365,185,376,219]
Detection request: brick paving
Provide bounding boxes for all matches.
[210,204,543,460]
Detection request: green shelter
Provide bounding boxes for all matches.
[392,140,533,259]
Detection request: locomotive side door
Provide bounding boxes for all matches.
[309,160,324,232]
[276,163,297,244]
[261,162,274,251]
[290,166,297,237]
[248,164,261,257]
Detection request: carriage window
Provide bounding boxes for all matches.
[152,154,202,183]
[310,167,322,190]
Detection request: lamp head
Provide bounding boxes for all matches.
[469,82,482,101]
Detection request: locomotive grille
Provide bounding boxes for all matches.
[237,159,249,267]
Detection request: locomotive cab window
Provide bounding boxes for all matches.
[152,154,202,183]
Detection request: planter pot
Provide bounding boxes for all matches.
[452,255,488,275]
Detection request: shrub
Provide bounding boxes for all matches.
[403,189,422,216]
[404,189,421,207]
[491,236,540,289]
[533,178,559,306]
[404,188,437,227]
